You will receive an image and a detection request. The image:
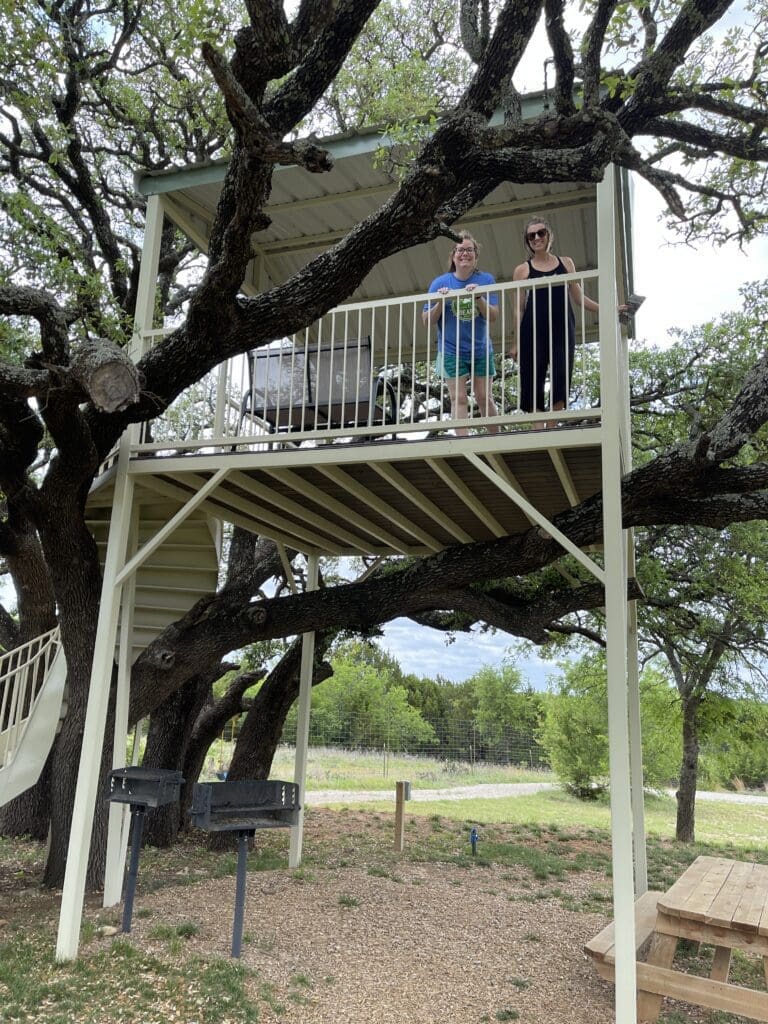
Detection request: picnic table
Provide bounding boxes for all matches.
[586,855,768,1022]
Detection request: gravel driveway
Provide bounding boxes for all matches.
[305,782,768,806]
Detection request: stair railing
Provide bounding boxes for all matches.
[0,626,62,769]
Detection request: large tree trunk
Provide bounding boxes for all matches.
[179,669,264,825]
[206,635,333,851]
[40,498,108,889]
[675,694,701,843]
[141,675,211,848]
[227,635,334,780]
[0,756,53,840]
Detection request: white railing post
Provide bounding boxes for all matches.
[135,275,604,453]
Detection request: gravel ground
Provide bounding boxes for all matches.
[115,809,617,1024]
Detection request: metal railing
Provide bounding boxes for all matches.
[134,271,622,455]
[0,627,62,768]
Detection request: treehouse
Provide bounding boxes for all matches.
[1,105,647,1022]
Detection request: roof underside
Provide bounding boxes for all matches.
[130,114,631,561]
[137,112,633,304]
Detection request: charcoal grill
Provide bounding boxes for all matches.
[106,765,184,933]
[189,780,300,957]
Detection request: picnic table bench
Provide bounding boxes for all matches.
[586,855,768,1022]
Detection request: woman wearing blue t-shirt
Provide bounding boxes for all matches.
[422,232,499,434]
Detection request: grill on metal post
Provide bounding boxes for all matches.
[189,780,300,957]
[106,766,185,933]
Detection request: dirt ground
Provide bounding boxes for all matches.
[0,808,710,1024]
[117,810,619,1024]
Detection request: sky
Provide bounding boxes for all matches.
[378,181,768,690]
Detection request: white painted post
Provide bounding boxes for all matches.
[289,552,319,868]
[130,193,165,360]
[627,587,648,895]
[103,508,139,907]
[55,452,135,960]
[56,191,165,960]
[597,163,637,1024]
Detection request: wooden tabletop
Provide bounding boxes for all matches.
[658,855,768,936]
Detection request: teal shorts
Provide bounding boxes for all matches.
[435,349,496,379]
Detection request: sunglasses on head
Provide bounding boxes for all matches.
[527,228,548,241]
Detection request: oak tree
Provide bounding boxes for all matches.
[0,0,767,886]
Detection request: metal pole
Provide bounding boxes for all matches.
[104,507,140,908]
[121,805,145,933]
[56,193,165,963]
[231,830,251,958]
[289,552,319,868]
[598,162,637,1024]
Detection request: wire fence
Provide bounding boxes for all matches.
[277,714,548,771]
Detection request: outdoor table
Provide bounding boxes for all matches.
[636,855,768,1022]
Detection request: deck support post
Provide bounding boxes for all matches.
[598,163,638,1024]
[55,195,165,961]
[55,454,136,961]
[289,552,319,868]
[103,507,140,907]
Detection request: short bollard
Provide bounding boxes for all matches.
[470,827,479,856]
[394,780,411,852]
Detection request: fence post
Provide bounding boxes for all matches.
[394,780,410,851]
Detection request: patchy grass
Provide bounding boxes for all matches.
[3,790,768,1024]
[257,743,554,791]
[0,930,264,1023]
[342,788,768,849]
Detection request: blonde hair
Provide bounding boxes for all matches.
[523,215,554,256]
[448,230,480,272]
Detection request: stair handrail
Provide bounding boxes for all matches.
[0,626,62,768]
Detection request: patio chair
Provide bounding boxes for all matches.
[239,336,398,434]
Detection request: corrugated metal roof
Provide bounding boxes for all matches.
[137,108,633,303]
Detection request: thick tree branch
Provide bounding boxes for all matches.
[582,0,618,106]
[460,0,544,118]
[624,0,737,126]
[0,285,74,364]
[544,0,576,115]
[264,0,383,132]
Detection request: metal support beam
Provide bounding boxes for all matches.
[103,507,139,907]
[56,189,166,962]
[465,453,605,582]
[289,553,319,868]
[114,469,229,586]
[131,194,165,360]
[598,163,637,1024]
[55,450,136,960]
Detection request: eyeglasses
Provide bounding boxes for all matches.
[454,247,476,255]
[527,228,549,241]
